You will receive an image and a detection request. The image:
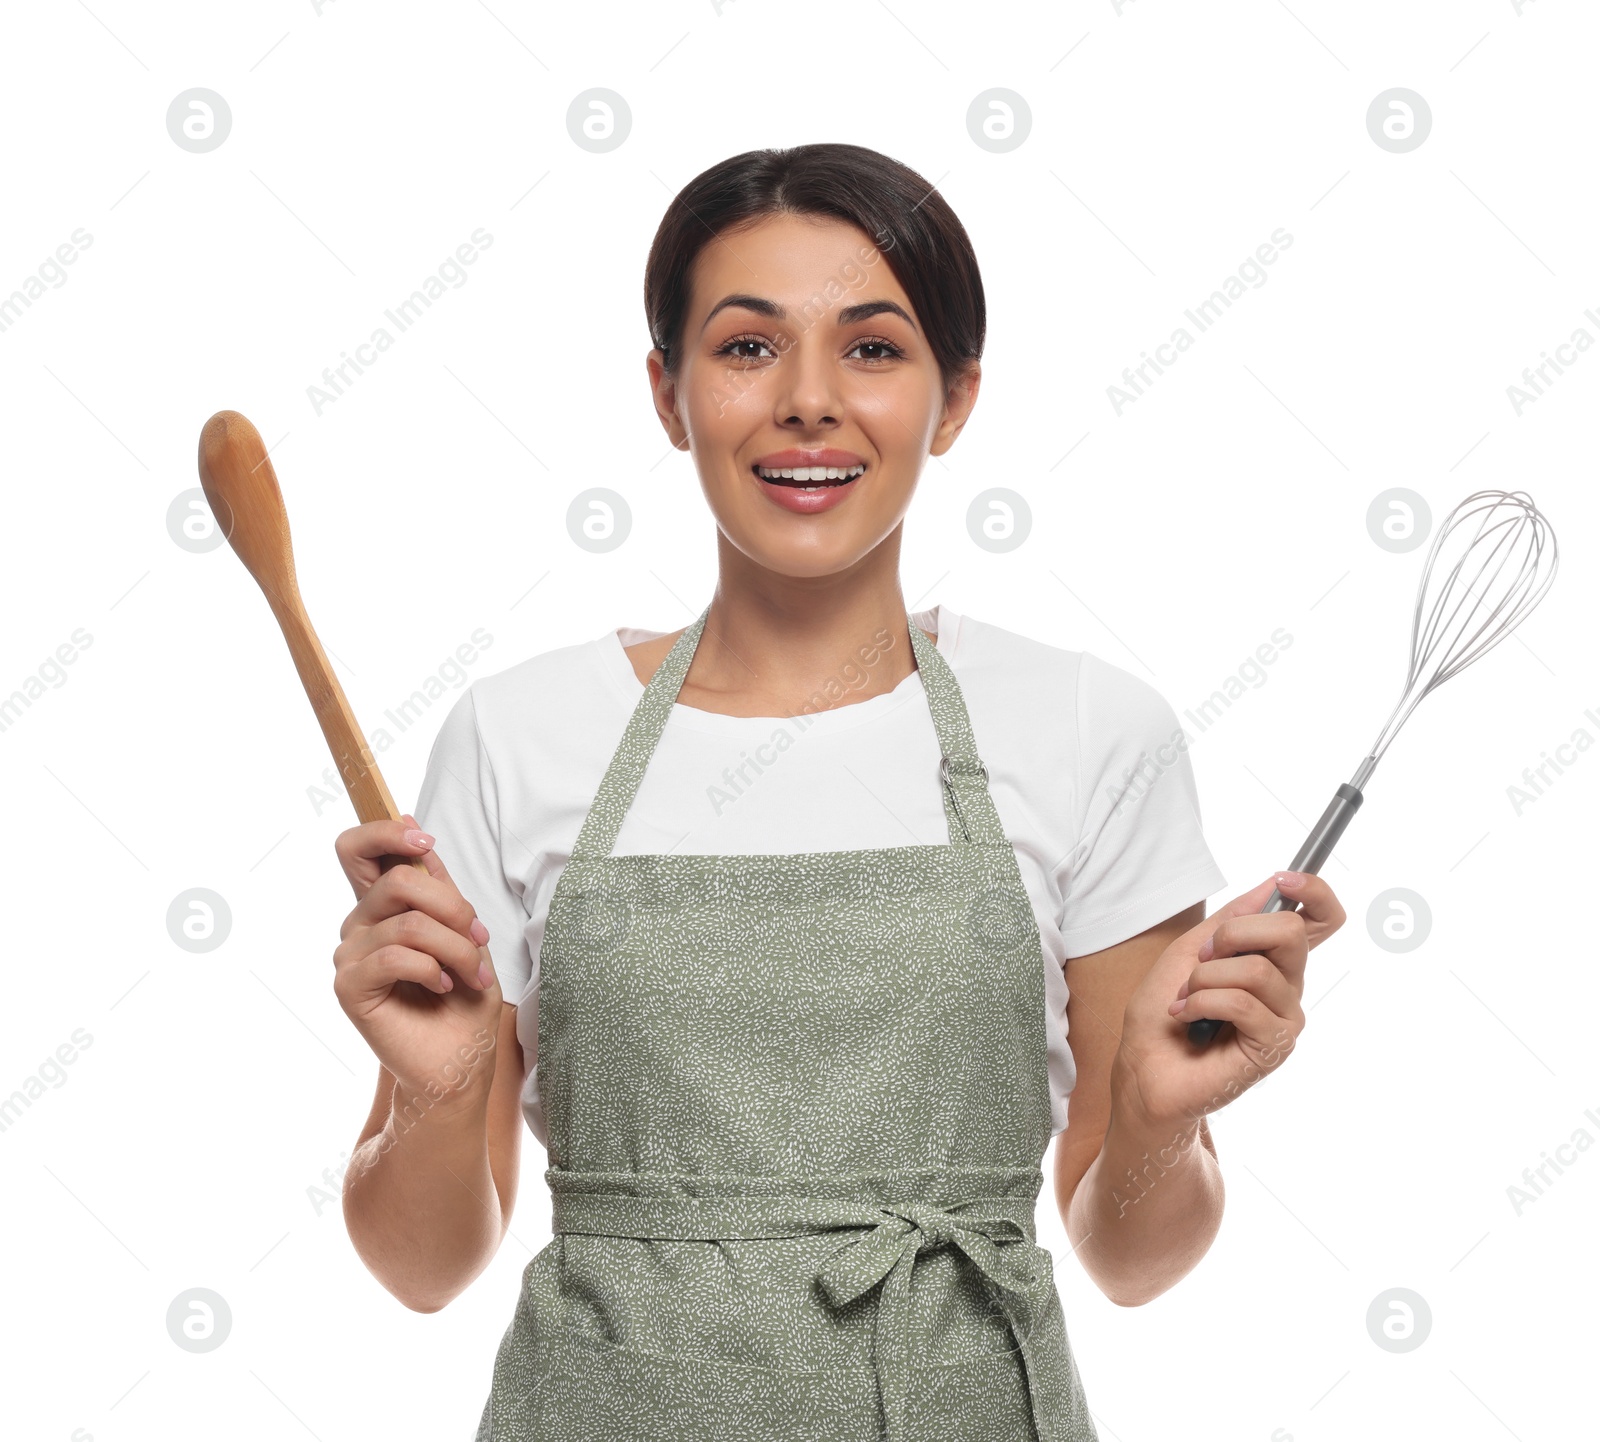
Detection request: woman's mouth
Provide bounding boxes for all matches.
[750,462,866,515]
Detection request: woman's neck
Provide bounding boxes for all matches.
[623,576,935,720]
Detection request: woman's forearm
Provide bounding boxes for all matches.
[1064,1104,1224,1307]
[342,1075,503,1313]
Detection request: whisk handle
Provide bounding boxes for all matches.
[1186,782,1366,1046]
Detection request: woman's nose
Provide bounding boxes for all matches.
[773,339,842,428]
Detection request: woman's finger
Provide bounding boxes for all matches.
[1168,983,1299,1065]
[336,816,438,894]
[398,817,492,954]
[406,823,464,893]
[1173,951,1303,1023]
[334,938,458,1003]
[1203,909,1308,969]
[346,839,473,933]
[1271,871,1347,947]
[353,907,487,992]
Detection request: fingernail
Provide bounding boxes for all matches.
[1197,935,1214,961]
[470,917,489,945]
[404,828,434,849]
[1275,871,1305,888]
[1168,995,1186,1014]
[478,961,493,989]
[440,971,454,991]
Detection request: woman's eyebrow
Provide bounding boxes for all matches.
[699,294,919,333]
[838,299,918,331]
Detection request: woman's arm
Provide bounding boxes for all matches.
[1054,873,1343,1306]
[1052,902,1224,1307]
[342,1000,526,1312]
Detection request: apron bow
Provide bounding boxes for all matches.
[814,1201,1052,1441]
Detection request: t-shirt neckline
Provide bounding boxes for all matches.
[603,603,955,736]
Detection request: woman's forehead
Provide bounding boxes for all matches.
[688,212,905,312]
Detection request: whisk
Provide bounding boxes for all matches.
[1188,488,1560,1046]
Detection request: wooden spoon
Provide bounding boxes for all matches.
[196,410,428,873]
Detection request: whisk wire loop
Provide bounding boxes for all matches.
[1367,488,1558,766]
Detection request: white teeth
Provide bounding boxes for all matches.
[755,463,866,482]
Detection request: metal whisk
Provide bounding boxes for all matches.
[1188,488,1560,1046]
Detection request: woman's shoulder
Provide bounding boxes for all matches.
[947,606,1181,741]
[940,605,1080,704]
[432,625,632,761]
[477,625,620,695]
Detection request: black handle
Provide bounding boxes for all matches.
[1186,780,1366,1046]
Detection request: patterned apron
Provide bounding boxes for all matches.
[475,603,1100,1441]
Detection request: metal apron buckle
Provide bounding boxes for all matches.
[939,753,989,787]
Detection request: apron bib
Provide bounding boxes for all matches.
[475,604,1100,1442]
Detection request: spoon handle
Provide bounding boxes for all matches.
[197,409,428,872]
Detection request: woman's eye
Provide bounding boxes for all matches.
[847,337,905,363]
[715,335,774,361]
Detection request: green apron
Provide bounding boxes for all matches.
[475,603,1100,1441]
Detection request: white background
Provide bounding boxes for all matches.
[1,2,1593,1439]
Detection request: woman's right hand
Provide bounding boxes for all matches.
[331,815,504,1103]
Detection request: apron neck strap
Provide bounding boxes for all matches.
[571,603,1005,859]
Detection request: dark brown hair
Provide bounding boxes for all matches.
[643,143,985,392]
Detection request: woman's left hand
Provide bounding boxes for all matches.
[1110,871,1347,1136]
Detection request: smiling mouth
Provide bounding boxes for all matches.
[751,463,867,489]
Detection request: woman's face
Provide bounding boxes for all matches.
[647,211,979,580]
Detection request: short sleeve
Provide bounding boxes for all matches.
[1058,652,1226,958]
[410,685,533,1002]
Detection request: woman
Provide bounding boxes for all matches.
[331,143,1346,1440]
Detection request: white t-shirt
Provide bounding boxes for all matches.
[412,602,1227,1149]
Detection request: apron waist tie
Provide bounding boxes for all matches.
[550,1190,1055,1442]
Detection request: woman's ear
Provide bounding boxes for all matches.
[929,362,982,457]
[646,349,690,449]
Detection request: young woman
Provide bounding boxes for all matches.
[330,143,1346,1441]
